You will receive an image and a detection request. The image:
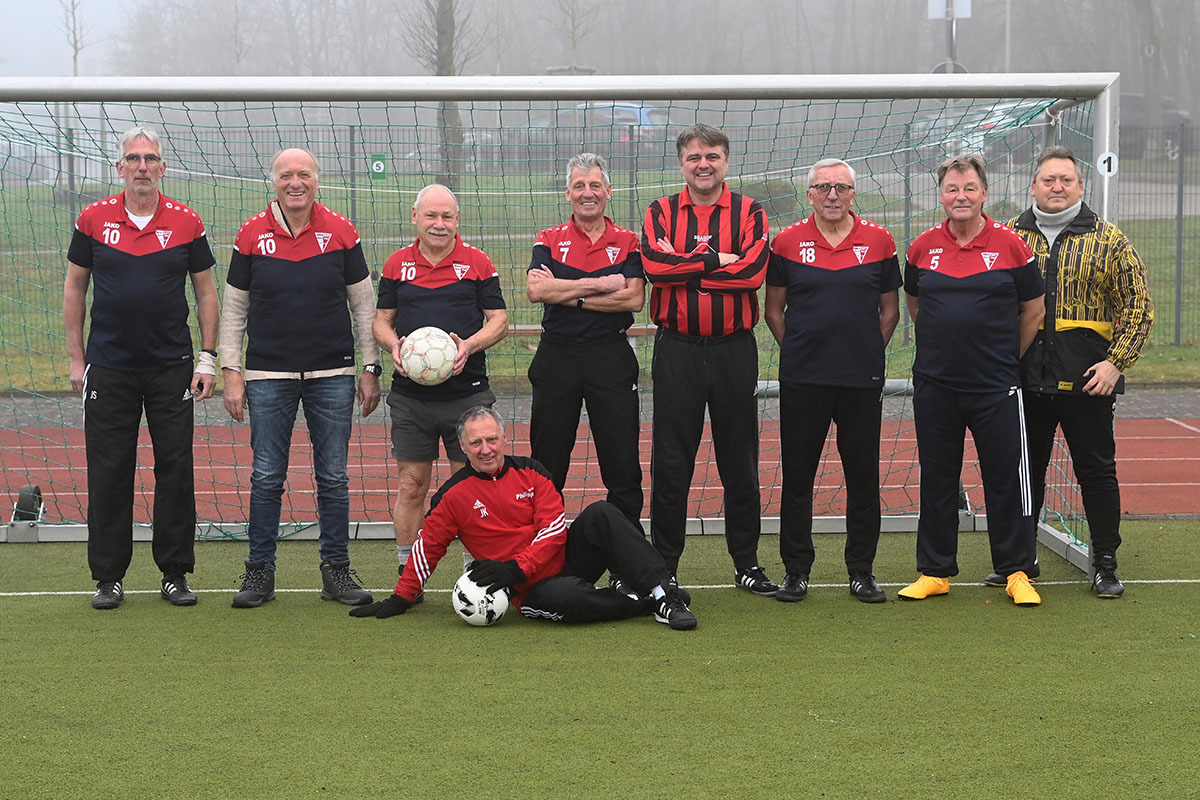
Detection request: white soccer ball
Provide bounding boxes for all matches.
[451,573,510,627]
[400,326,457,386]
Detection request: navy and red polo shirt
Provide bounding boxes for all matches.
[228,201,368,373]
[377,235,506,400]
[905,214,1043,392]
[529,216,643,339]
[68,192,214,371]
[641,184,769,337]
[768,213,901,388]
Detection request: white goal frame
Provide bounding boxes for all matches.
[0,73,1120,571]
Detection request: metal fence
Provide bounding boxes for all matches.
[1118,124,1200,347]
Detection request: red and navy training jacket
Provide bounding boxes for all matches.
[768,213,901,388]
[640,184,769,336]
[395,456,568,608]
[68,192,214,370]
[905,215,1043,392]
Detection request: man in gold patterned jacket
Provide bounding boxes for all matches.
[998,146,1153,599]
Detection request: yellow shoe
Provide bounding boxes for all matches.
[1006,571,1042,606]
[897,574,950,600]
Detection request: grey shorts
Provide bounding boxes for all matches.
[387,388,496,463]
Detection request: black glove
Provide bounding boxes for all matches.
[467,559,525,592]
[349,593,413,618]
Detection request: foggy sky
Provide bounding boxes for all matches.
[5,0,1197,113]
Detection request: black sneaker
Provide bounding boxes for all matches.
[776,572,809,602]
[161,573,198,606]
[654,587,698,631]
[1092,554,1124,598]
[666,574,691,604]
[91,580,123,610]
[849,573,887,604]
[321,562,373,606]
[232,562,275,608]
[735,566,779,597]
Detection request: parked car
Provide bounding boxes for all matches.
[906,99,1048,166]
[397,130,495,175]
[512,102,696,172]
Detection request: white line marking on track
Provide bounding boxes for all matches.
[1166,418,1200,434]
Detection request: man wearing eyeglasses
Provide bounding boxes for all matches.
[999,147,1153,598]
[64,125,219,610]
[764,159,901,604]
[641,124,776,596]
[900,154,1045,607]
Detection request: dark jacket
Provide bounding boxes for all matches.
[1007,203,1153,395]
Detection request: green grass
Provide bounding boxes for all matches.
[1125,344,1200,384]
[2,521,1197,798]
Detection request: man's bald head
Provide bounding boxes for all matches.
[412,183,461,258]
[270,148,320,183]
[413,183,459,215]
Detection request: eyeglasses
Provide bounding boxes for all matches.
[809,183,854,196]
[122,153,162,165]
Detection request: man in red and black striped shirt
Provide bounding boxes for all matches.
[640,124,777,595]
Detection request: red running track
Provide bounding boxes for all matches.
[2,418,1198,524]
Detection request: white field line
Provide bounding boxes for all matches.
[6,578,1200,598]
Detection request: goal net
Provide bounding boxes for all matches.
[0,74,1115,564]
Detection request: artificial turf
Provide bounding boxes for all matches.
[1,521,1197,798]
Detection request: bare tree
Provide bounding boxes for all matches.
[58,0,92,77]
[552,0,599,72]
[401,0,480,188]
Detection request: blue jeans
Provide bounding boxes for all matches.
[245,375,355,569]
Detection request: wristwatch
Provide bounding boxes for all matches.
[363,363,383,376]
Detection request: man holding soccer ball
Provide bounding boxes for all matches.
[373,184,508,580]
[350,407,697,630]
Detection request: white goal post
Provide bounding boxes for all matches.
[0,73,1119,572]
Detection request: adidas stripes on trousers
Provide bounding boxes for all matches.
[912,379,1035,578]
[83,362,197,582]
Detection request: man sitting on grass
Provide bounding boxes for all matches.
[350,406,697,630]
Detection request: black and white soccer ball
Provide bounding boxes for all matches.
[451,573,510,627]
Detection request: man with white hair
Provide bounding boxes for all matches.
[350,407,697,630]
[220,147,381,608]
[526,153,646,528]
[64,125,219,610]
[372,183,508,586]
[764,158,901,603]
